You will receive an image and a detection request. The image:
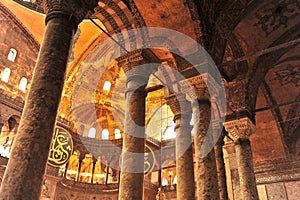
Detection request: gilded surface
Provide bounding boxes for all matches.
[48,126,73,166]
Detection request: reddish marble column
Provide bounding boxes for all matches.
[214,134,229,200]
[235,138,258,200]
[180,74,220,200]
[224,117,259,200]
[166,94,195,200]
[0,1,96,197]
[117,50,156,199]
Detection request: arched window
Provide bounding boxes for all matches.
[19,77,28,92]
[1,68,11,83]
[103,81,111,91]
[101,129,109,140]
[88,127,96,138]
[7,48,17,62]
[114,128,121,139]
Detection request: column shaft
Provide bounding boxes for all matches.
[193,102,219,200]
[0,17,74,200]
[118,81,147,200]
[175,117,195,200]
[215,140,229,200]
[235,138,258,200]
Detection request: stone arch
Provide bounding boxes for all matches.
[284,94,300,155]
[291,125,300,156]
[0,1,39,51]
[246,23,300,113]
[92,0,147,52]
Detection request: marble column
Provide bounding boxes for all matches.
[214,131,228,200]
[117,50,157,199]
[193,100,219,199]
[182,74,220,200]
[0,1,96,199]
[223,117,259,200]
[166,93,195,200]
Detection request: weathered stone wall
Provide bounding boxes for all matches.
[0,3,38,127]
[0,3,39,101]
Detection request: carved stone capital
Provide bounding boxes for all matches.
[116,49,158,80]
[165,93,192,118]
[44,0,98,26]
[180,73,220,103]
[223,117,255,141]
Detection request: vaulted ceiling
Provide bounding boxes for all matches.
[1,0,300,159]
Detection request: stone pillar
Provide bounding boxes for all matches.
[223,139,240,200]
[223,117,259,200]
[182,74,220,200]
[166,93,195,200]
[0,1,97,199]
[117,50,157,200]
[214,130,228,200]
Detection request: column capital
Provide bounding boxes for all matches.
[223,117,255,141]
[165,93,192,119]
[116,49,158,80]
[180,74,220,103]
[44,0,98,27]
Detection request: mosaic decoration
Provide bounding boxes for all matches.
[48,126,73,166]
[273,64,300,86]
[254,0,300,36]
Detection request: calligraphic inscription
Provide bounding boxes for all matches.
[144,146,155,176]
[48,126,73,167]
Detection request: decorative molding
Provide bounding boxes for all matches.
[116,49,144,72]
[256,172,300,184]
[223,117,255,140]
[0,91,24,113]
[255,159,300,184]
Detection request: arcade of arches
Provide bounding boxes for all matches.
[0,0,299,199]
